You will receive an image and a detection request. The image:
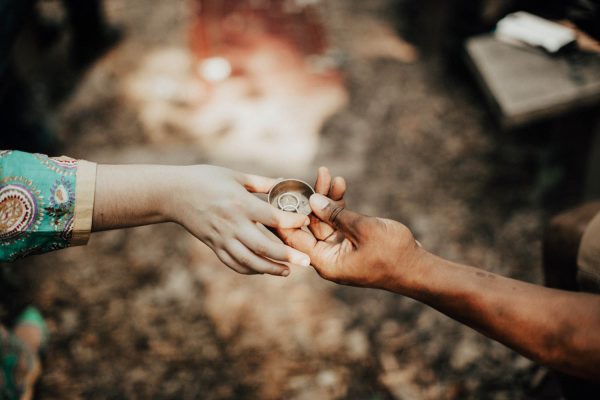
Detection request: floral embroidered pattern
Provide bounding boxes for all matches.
[46,177,75,230]
[0,183,41,242]
[0,151,78,262]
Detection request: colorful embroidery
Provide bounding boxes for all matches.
[0,183,41,243]
[0,151,78,262]
[49,156,78,169]
[33,153,78,176]
[61,216,74,241]
[46,177,75,230]
[7,245,45,261]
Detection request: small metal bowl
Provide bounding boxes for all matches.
[268,179,315,215]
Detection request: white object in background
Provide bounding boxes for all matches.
[495,11,576,53]
[198,57,232,82]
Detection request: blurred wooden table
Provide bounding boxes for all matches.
[465,34,600,129]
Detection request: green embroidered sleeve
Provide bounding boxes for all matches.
[0,150,96,262]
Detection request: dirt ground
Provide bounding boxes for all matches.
[1,0,576,399]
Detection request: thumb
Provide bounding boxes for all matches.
[309,194,365,242]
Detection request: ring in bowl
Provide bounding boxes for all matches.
[268,179,315,216]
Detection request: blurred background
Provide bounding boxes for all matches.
[1,0,599,398]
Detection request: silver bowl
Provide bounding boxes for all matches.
[267,179,315,215]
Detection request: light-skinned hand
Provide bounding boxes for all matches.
[168,166,313,276]
[94,164,311,277]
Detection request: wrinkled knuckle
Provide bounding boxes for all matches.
[329,205,346,224]
[282,236,295,247]
[268,210,282,226]
[373,218,391,232]
[200,233,215,247]
[377,219,404,238]
[238,256,251,267]
[288,236,304,249]
[254,244,268,256]
[215,249,228,261]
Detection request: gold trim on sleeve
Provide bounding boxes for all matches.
[72,160,97,246]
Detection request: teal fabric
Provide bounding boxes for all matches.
[0,150,77,262]
[15,307,48,351]
[0,325,31,400]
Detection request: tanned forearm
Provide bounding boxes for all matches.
[387,250,600,380]
[283,194,600,380]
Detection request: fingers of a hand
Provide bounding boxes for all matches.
[248,196,309,228]
[308,214,335,241]
[215,249,259,275]
[277,228,318,258]
[272,208,310,228]
[315,166,332,195]
[330,176,346,201]
[237,172,277,193]
[237,223,310,266]
[309,194,365,240]
[227,240,290,276]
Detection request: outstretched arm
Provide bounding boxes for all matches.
[406,251,600,380]
[0,150,311,276]
[92,164,311,276]
[278,194,600,380]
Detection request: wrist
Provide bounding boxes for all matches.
[380,245,434,296]
[152,165,195,224]
[93,164,172,230]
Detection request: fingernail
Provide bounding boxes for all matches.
[303,218,310,226]
[310,193,329,210]
[300,257,310,267]
[281,269,290,277]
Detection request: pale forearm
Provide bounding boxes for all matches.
[92,164,177,231]
[91,164,309,276]
[388,251,600,380]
